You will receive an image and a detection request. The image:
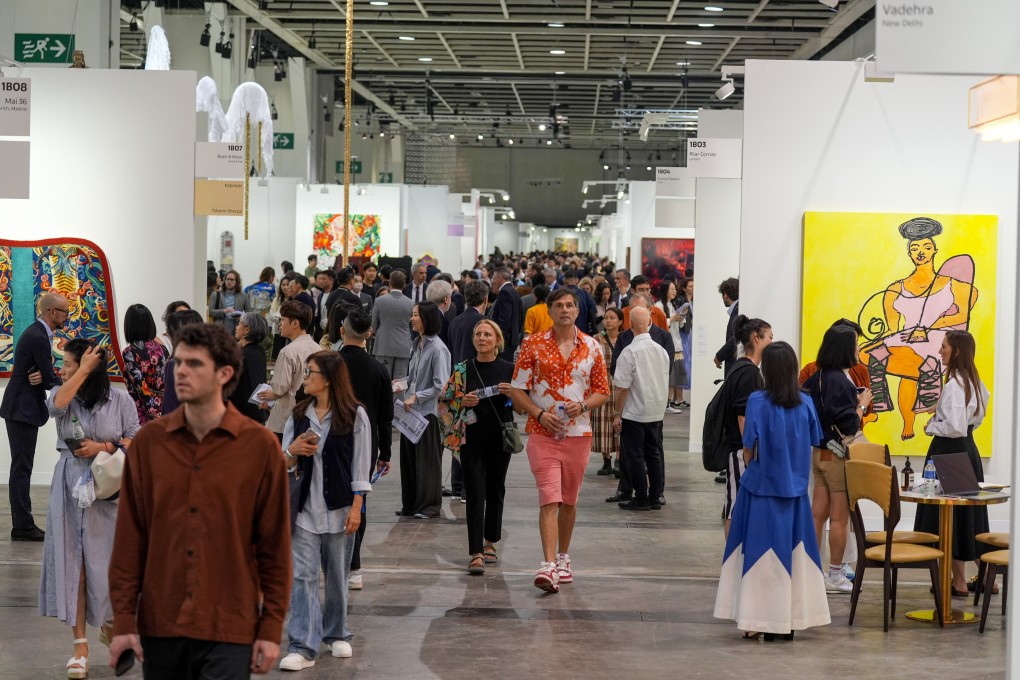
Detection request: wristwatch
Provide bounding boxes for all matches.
[580,401,589,413]
[285,449,296,460]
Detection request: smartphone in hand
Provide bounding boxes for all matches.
[115,648,135,676]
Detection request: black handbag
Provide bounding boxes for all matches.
[472,360,523,454]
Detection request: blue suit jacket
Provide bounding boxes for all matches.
[0,320,60,427]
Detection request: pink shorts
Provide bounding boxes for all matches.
[526,434,592,507]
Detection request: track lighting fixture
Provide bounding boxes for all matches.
[270,102,278,120]
[130,13,139,32]
[215,30,225,54]
[200,23,211,46]
[221,31,234,59]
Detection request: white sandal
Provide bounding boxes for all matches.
[67,638,88,679]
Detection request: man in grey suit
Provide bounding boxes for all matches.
[371,269,414,380]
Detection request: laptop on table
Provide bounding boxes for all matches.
[931,452,1005,499]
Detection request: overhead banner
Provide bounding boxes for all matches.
[0,78,31,136]
[876,1,1020,75]
[195,142,245,179]
[685,138,742,178]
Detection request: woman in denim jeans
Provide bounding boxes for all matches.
[278,351,372,672]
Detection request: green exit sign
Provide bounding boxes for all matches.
[378,172,393,183]
[15,33,75,63]
[335,160,363,174]
[272,133,294,149]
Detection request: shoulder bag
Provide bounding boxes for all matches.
[92,442,126,500]
[818,371,858,460]
[472,359,523,454]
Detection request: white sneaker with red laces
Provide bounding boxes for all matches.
[534,561,560,593]
[556,553,573,584]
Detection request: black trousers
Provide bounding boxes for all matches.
[451,455,464,495]
[399,415,442,517]
[5,419,39,530]
[141,637,251,680]
[460,435,512,556]
[619,419,665,501]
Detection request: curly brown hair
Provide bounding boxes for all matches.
[174,323,243,398]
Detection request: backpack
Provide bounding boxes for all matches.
[701,361,756,472]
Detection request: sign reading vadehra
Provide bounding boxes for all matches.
[0,78,31,137]
[195,142,245,179]
[876,1,1020,75]
[194,180,244,216]
[685,138,742,178]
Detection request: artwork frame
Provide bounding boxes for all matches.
[0,238,124,381]
[801,212,997,457]
[313,213,381,267]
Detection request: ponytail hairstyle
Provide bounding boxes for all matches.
[944,330,984,411]
[734,315,771,356]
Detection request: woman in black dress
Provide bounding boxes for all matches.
[231,312,269,423]
[439,319,518,574]
[914,330,991,594]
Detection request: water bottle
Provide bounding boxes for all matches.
[71,416,85,441]
[554,404,567,441]
[922,460,938,497]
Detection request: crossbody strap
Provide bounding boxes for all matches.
[471,359,509,424]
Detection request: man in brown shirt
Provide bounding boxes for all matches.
[108,323,291,678]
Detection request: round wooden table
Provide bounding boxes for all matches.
[900,490,1010,625]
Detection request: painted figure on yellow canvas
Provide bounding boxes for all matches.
[858,217,978,440]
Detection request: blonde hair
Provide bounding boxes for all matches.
[473,318,505,353]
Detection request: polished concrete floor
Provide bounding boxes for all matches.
[0,412,1008,679]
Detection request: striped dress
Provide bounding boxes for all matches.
[591,331,619,455]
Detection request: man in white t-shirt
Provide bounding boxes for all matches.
[612,306,670,511]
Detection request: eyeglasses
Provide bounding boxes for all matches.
[303,368,324,377]
[53,308,70,315]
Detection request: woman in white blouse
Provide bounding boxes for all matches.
[913,330,991,595]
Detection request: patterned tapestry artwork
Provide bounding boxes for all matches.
[0,240,123,380]
[313,214,381,266]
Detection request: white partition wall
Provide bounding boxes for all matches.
[739,60,1019,528]
[689,110,744,453]
[294,184,403,266]
[403,185,456,267]
[0,67,198,484]
[621,182,695,275]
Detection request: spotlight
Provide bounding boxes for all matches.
[477,133,484,141]
[324,107,331,123]
[130,13,139,32]
[247,52,256,69]
[380,131,386,137]
[449,133,456,140]
[646,165,652,171]
[215,31,225,54]
[270,102,278,120]
[488,196,495,204]
[308,35,316,49]
[507,138,514,145]
[582,185,588,194]
[616,189,625,200]
[221,33,234,59]
[502,213,509,220]
[274,62,285,81]
[502,192,510,201]
[538,123,547,131]
[200,23,211,46]
[715,80,735,100]
[602,164,610,171]
[546,139,553,145]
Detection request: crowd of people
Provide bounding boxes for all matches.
[1,244,992,675]
[4,251,695,677]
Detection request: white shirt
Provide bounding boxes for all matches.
[613,333,670,423]
[411,283,425,303]
[925,375,990,439]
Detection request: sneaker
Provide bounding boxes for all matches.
[348,571,363,590]
[330,640,353,658]
[714,470,727,484]
[648,497,662,510]
[556,553,573,584]
[665,405,681,414]
[459,496,467,504]
[534,562,560,593]
[279,653,315,671]
[678,401,690,408]
[841,563,856,581]
[441,487,455,497]
[825,574,854,594]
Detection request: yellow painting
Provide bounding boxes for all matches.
[801,212,997,458]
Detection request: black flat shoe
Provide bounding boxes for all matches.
[605,493,632,503]
[618,499,651,511]
[596,460,613,476]
[11,526,44,542]
[763,632,794,642]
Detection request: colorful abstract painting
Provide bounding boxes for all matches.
[802,213,997,458]
[0,239,123,381]
[313,214,381,267]
[553,237,579,253]
[641,238,694,291]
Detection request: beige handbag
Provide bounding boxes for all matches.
[91,445,125,500]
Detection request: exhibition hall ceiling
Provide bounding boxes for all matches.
[120,0,874,148]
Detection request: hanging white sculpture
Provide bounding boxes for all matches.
[144,26,171,71]
[225,82,274,177]
[196,76,228,143]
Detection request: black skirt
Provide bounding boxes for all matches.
[913,429,990,561]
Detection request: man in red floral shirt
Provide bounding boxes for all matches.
[510,288,610,593]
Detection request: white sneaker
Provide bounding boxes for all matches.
[556,553,573,584]
[348,571,363,590]
[665,405,681,414]
[841,563,856,581]
[825,574,853,594]
[279,653,315,671]
[330,640,353,658]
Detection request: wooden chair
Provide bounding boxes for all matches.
[849,441,891,465]
[851,448,939,548]
[846,459,945,630]
[973,533,1010,603]
[978,550,1009,633]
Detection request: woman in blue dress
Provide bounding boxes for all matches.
[714,341,830,640]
